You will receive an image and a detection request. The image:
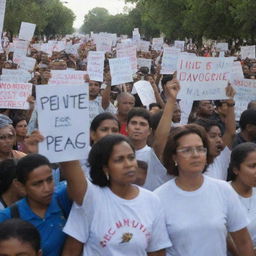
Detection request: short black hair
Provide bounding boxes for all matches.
[193,119,223,135]
[161,75,173,89]
[127,107,151,127]
[239,109,256,130]
[0,219,41,252]
[149,103,161,110]
[90,112,119,132]
[16,154,51,184]
[0,159,17,195]
[89,134,135,187]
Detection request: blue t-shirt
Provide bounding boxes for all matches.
[0,185,72,256]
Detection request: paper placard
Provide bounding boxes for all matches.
[96,35,112,53]
[216,43,228,52]
[174,40,185,51]
[19,22,36,41]
[49,70,86,85]
[139,40,150,52]
[152,38,164,51]
[36,84,89,162]
[137,58,152,70]
[117,45,137,73]
[87,51,105,82]
[134,80,156,108]
[177,56,234,100]
[241,46,256,59]
[0,0,6,37]
[161,47,181,74]
[13,39,30,56]
[230,77,256,120]
[13,55,36,71]
[109,57,133,86]
[0,82,32,109]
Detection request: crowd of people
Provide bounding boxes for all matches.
[0,32,256,256]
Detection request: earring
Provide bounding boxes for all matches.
[174,161,178,166]
[106,173,109,181]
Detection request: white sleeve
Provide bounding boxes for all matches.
[146,197,172,252]
[225,184,249,232]
[63,181,99,243]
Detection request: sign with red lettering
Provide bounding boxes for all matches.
[87,51,105,82]
[177,56,234,100]
[0,82,32,109]
[49,70,87,85]
[36,84,89,162]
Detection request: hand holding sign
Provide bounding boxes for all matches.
[166,78,180,101]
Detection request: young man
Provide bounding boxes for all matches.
[126,79,180,190]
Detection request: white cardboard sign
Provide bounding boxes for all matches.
[241,46,256,59]
[19,22,36,41]
[49,70,87,85]
[161,47,181,74]
[117,45,137,73]
[36,84,89,163]
[87,51,105,82]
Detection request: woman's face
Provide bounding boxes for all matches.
[235,151,256,187]
[15,120,28,137]
[91,119,119,143]
[105,141,138,186]
[173,133,207,175]
[207,126,224,158]
[0,238,41,256]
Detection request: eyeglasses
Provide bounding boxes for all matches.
[176,146,207,156]
[0,134,15,141]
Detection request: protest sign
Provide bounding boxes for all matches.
[117,45,137,73]
[0,82,32,109]
[13,55,36,71]
[0,0,6,39]
[152,38,164,51]
[87,51,105,82]
[229,61,244,79]
[241,46,256,59]
[36,84,89,163]
[18,22,36,41]
[49,70,86,85]
[96,34,113,53]
[109,57,133,85]
[137,58,152,70]
[132,29,140,47]
[133,80,156,108]
[13,39,30,56]
[177,56,234,100]
[1,69,31,83]
[161,47,181,74]
[230,77,256,120]
[64,43,80,56]
[174,40,185,51]
[139,40,150,52]
[216,43,228,52]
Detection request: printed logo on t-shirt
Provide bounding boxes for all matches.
[120,233,133,243]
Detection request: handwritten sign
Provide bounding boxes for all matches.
[87,51,105,82]
[139,40,150,52]
[1,69,31,83]
[49,70,86,85]
[0,0,6,38]
[19,22,36,41]
[96,35,112,53]
[109,57,133,86]
[152,38,164,51]
[177,56,234,100]
[0,82,32,109]
[216,43,228,52]
[174,40,185,51]
[241,46,256,59]
[13,39,30,56]
[13,55,36,71]
[161,47,181,74]
[230,77,256,120]
[134,80,156,108]
[36,84,89,163]
[137,58,152,70]
[117,45,137,73]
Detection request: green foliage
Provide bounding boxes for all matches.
[4,0,75,36]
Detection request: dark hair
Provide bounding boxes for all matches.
[89,134,135,187]
[0,219,41,252]
[16,154,51,184]
[247,100,256,110]
[137,160,148,171]
[193,118,223,135]
[90,112,119,132]
[0,159,17,194]
[127,107,151,127]
[149,103,161,111]
[12,115,27,128]
[229,142,256,181]
[150,110,163,132]
[163,124,210,176]
[161,75,173,89]
[239,109,256,130]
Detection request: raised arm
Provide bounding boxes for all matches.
[101,72,112,110]
[222,84,236,149]
[152,78,180,160]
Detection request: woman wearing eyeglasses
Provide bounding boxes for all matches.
[154,124,254,256]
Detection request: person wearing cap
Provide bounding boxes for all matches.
[232,109,256,149]
[0,114,26,162]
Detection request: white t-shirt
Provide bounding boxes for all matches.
[136,146,173,191]
[230,185,256,247]
[205,146,231,180]
[154,175,248,256]
[64,181,171,256]
[89,96,116,123]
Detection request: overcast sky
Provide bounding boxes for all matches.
[63,0,135,29]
